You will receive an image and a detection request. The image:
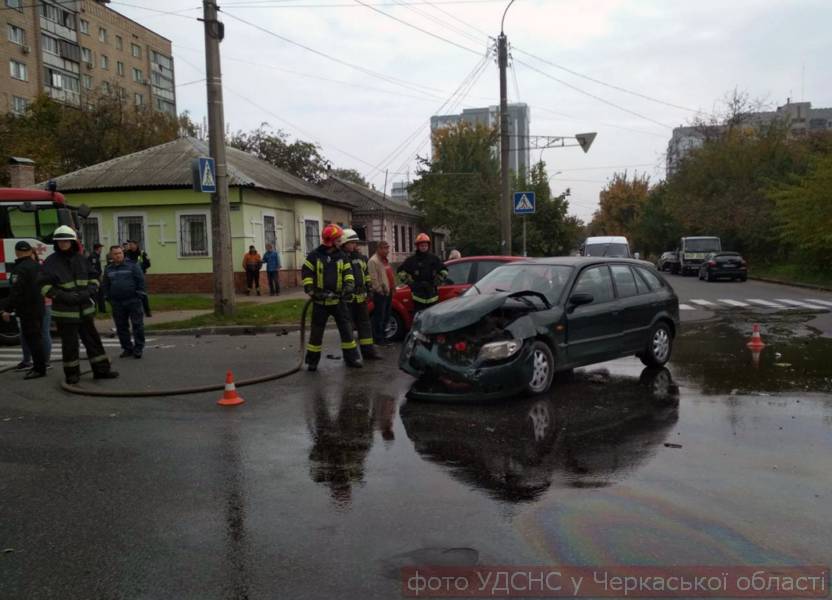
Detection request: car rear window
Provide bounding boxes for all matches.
[611,265,638,298]
[585,243,629,257]
[445,261,473,285]
[632,267,649,294]
[635,266,665,291]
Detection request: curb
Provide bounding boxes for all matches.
[748,276,832,292]
[145,323,305,336]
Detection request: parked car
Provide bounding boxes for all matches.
[698,252,748,282]
[399,257,680,401]
[369,255,522,341]
[579,236,631,258]
[657,250,679,273]
[678,236,722,275]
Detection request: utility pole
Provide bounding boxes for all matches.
[203,1,235,317]
[498,32,511,256]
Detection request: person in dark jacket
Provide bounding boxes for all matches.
[337,229,380,360]
[397,233,447,312]
[301,224,362,371]
[0,241,47,379]
[103,245,146,359]
[262,243,281,296]
[88,243,106,313]
[40,226,118,385]
[124,240,152,316]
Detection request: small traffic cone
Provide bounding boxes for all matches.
[746,323,766,351]
[750,348,762,369]
[217,370,245,406]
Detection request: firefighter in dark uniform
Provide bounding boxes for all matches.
[40,226,118,385]
[0,241,47,379]
[337,228,380,361]
[302,224,363,371]
[397,233,448,312]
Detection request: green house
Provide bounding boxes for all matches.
[45,137,355,292]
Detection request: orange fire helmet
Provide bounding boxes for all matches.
[322,224,344,247]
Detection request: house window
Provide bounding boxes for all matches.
[401,226,407,252]
[7,24,24,45]
[81,217,100,247]
[98,27,107,43]
[393,224,399,252]
[117,216,144,248]
[5,0,23,10]
[101,81,111,94]
[115,35,123,50]
[132,67,142,83]
[264,215,276,249]
[134,93,143,106]
[81,47,91,63]
[11,96,28,115]
[100,54,108,70]
[116,61,124,76]
[79,19,89,34]
[179,214,208,257]
[408,226,413,252]
[41,33,59,55]
[304,220,319,254]
[82,74,92,89]
[9,60,27,81]
[131,43,141,58]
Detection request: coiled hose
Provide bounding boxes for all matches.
[56,299,311,398]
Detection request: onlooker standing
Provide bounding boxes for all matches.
[124,240,152,317]
[262,243,281,296]
[242,245,263,295]
[368,240,394,345]
[88,243,106,313]
[1,241,47,379]
[103,245,146,359]
[448,249,462,260]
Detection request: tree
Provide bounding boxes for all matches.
[588,171,650,240]
[329,168,369,187]
[631,183,683,257]
[229,124,331,183]
[409,122,501,255]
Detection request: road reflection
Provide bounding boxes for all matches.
[400,367,679,503]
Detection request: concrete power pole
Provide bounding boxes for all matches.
[203,1,235,316]
[498,32,511,256]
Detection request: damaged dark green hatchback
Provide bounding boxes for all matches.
[399,257,680,401]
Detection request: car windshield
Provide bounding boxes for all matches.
[585,243,629,257]
[685,239,721,252]
[466,264,573,304]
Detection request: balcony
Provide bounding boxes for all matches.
[40,17,77,43]
[44,85,80,107]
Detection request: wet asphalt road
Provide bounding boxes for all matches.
[1,293,831,599]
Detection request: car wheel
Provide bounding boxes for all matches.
[525,341,555,395]
[739,276,747,282]
[705,270,712,282]
[640,322,673,368]
[386,312,406,342]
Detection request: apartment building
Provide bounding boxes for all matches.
[2,0,175,116]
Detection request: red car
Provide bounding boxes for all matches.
[369,256,523,341]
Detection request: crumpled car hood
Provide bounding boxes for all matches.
[415,293,513,334]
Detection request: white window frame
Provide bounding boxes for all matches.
[81,214,102,248]
[81,46,91,63]
[7,23,24,45]
[98,27,107,43]
[11,95,27,115]
[132,67,142,83]
[116,61,124,76]
[79,19,89,34]
[176,210,212,259]
[113,212,148,250]
[303,217,321,255]
[131,43,141,58]
[262,212,277,251]
[99,54,108,70]
[82,74,92,89]
[9,59,27,81]
[115,35,122,50]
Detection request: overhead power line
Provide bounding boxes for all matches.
[220,0,505,6]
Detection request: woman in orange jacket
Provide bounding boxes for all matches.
[242,245,263,295]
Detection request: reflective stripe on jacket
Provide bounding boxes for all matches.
[301,246,355,305]
[40,244,99,321]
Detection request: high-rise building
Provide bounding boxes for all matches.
[1,0,175,116]
[431,103,531,178]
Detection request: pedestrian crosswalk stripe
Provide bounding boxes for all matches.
[806,298,832,307]
[690,299,717,307]
[775,299,827,309]
[678,303,695,310]
[747,299,788,308]
[718,299,750,307]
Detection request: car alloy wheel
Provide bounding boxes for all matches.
[641,322,672,368]
[386,312,406,341]
[526,341,554,395]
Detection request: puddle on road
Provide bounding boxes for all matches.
[672,313,832,395]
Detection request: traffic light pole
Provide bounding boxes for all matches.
[203,1,235,317]
[498,32,511,256]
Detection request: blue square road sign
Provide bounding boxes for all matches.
[513,191,536,215]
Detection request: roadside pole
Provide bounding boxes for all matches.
[498,32,511,256]
[203,0,235,317]
[522,216,526,257]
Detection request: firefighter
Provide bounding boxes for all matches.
[397,233,447,312]
[338,229,380,361]
[40,225,118,385]
[302,224,362,371]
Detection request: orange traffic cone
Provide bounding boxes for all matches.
[746,323,766,351]
[217,370,245,406]
[750,348,762,369]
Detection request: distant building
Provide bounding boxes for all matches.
[390,181,409,203]
[1,0,175,115]
[667,100,832,175]
[431,103,531,178]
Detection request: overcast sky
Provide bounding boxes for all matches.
[114,0,832,222]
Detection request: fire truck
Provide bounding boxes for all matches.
[0,186,90,344]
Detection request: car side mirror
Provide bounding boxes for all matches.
[568,292,594,312]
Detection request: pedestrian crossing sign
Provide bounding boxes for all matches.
[513,191,535,215]
[192,157,217,193]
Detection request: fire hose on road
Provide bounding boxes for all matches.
[56,299,312,398]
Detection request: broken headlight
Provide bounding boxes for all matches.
[478,339,522,362]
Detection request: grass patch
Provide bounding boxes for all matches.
[751,264,832,288]
[147,298,307,330]
[95,294,240,319]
